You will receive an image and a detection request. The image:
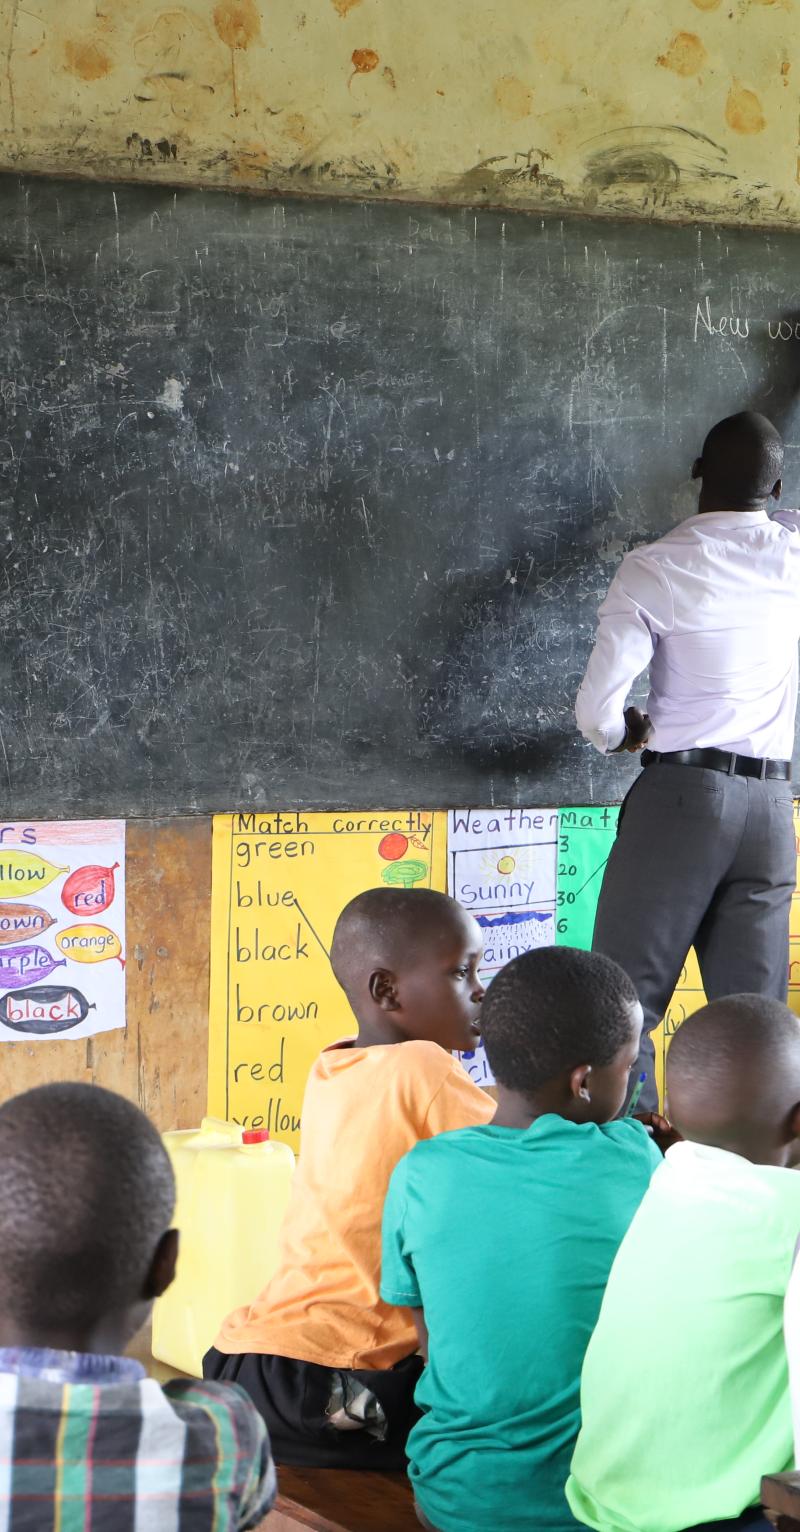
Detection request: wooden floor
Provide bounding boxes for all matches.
[271,1468,418,1532]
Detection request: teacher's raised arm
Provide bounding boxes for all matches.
[575,412,799,1111]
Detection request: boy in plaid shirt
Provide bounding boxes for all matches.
[0,1082,276,1531]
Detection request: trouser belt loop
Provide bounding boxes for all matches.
[727,752,737,776]
[760,756,768,780]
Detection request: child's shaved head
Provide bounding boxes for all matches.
[666,996,800,1164]
[0,1083,175,1339]
[330,888,485,1053]
[331,888,475,996]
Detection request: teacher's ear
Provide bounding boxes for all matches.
[691,457,703,481]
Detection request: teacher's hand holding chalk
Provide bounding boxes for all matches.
[610,706,653,755]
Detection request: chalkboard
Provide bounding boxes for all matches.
[1,174,799,816]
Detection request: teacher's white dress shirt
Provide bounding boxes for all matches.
[576,508,800,758]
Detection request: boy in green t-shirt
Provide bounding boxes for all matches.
[567,995,800,1532]
[381,946,672,1532]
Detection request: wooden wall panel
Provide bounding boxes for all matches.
[0,819,211,1133]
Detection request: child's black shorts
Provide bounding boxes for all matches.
[202,1345,423,1469]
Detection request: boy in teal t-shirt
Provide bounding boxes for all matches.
[381,947,671,1532]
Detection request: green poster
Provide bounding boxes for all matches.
[556,806,619,950]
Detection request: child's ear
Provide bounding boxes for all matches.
[368,967,401,1011]
[143,1228,179,1302]
[570,1064,592,1104]
[772,477,782,501]
[691,456,702,481]
[787,1101,800,1145]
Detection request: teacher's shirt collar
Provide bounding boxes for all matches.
[690,509,770,527]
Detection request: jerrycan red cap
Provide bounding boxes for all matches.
[242,1129,270,1144]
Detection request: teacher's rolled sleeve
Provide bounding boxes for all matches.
[576,549,673,753]
[380,1155,421,1310]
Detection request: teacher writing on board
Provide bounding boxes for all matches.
[576,412,800,1112]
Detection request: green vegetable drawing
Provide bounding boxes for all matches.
[381,859,428,889]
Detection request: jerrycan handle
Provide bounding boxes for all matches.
[199,1116,246,1144]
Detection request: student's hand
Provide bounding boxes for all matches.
[611,707,652,754]
[634,1112,682,1155]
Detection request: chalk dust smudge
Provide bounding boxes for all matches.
[158,377,185,413]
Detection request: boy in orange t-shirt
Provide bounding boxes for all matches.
[203,887,493,1469]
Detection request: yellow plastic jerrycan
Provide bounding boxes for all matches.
[152,1117,295,1377]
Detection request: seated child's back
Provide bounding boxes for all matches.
[206,887,494,1468]
[381,947,666,1532]
[567,995,800,1532]
[0,1082,275,1532]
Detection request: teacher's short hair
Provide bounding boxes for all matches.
[481,946,638,1094]
[701,411,784,502]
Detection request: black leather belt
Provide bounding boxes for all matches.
[641,747,791,781]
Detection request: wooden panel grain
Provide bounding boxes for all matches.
[273,1471,418,1532]
[0,819,211,1132]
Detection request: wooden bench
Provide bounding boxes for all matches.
[265,1469,800,1532]
[263,1468,418,1532]
[762,1471,800,1529]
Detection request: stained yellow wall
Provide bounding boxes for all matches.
[0,3,797,222]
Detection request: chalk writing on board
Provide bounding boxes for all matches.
[208,811,448,1151]
[448,808,558,1087]
[694,298,800,344]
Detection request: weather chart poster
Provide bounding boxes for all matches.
[0,821,126,1044]
[448,808,559,1086]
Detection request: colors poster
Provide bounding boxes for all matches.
[0,820,125,1043]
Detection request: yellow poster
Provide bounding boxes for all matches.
[790,799,800,1012]
[208,810,447,1150]
[652,949,706,1105]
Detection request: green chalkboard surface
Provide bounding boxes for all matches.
[1,175,798,814]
